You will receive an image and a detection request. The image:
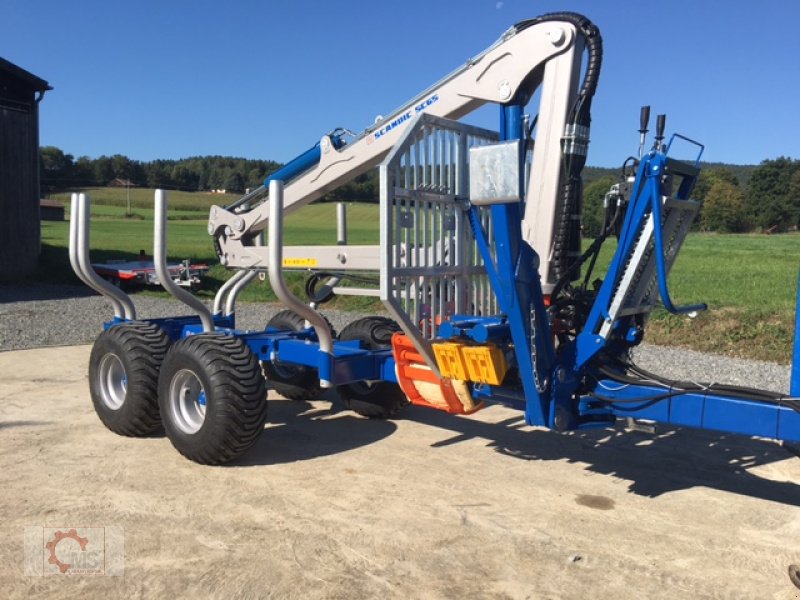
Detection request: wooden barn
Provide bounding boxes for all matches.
[0,58,50,279]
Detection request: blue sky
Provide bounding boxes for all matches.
[3,0,798,167]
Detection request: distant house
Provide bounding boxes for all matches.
[109,178,135,187]
[211,189,227,194]
[40,198,64,221]
[0,57,51,279]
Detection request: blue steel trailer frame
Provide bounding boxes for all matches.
[98,104,800,449]
[83,98,800,468]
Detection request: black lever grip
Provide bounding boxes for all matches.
[655,114,666,141]
[639,105,650,133]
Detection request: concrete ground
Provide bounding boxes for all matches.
[1,345,800,599]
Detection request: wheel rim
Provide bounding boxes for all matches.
[98,352,127,410]
[168,369,207,434]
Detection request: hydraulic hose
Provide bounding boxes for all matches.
[516,12,603,285]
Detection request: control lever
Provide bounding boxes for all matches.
[638,105,650,158]
[654,114,666,151]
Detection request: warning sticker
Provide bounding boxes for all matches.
[283,258,318,268]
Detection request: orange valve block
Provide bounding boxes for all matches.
[391,333,483,415]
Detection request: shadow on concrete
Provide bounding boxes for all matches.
[236,392,800,505]
[404,405,800,505]
[0,420,53,430]
[232,391,398,467]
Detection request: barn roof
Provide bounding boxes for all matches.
[0,57,51,92]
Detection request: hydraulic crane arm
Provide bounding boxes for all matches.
[208,13,601,290]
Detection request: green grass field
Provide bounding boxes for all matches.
[34,188,800,362]
[49,187,240,212]
[38,193,382,310]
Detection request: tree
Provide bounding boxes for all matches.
[223,170,245,194]
[40,146,72,173]
[73,156,95,186]
[700,180,748,232]
[691,167,742,230]
[745,157,800,231]
[789,170,800,226]
[146,162,172,189]
[110,154,134,180]
[40,146,73,192]
[691,167,739,203]
[93,156,114,186]
[581,176,615,237]
[171,164,198,190]
[247,167,265,190]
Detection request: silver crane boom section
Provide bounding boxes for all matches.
[208,19,586,292]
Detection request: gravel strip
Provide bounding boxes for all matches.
[0,283,791,393]
[0,283,359,351]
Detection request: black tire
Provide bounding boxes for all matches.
[789,564,800,590]
[262,309,334,401]
[158,333,268,465]
[336,317,409,419]
[88,321,171,436]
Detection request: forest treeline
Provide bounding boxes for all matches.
[39,146,379,203]
[582,157,800,235]
[40,146,799,233]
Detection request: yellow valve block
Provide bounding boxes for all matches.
[432,341,509,385]
[431,342,469,380]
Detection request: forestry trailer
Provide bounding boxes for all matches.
[70,12,800,464]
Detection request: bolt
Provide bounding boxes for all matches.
[234,218,244,232]
[337,253,347,264]
[548,27,566,46]
[556,368,566,383]
[498,80,512,101]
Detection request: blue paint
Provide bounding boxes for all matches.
[264,132,345,188]
[495,104,554,427]
[586,381,800,442]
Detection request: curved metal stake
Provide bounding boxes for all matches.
[649,180,707,316]
[154,189,214,332]
[72,193,135,320]
[213,269,248,316]
[224,232,264,316]
[68,193,115,312]
[225,269,259,316]
[267,180,334,387]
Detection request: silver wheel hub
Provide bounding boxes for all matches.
[98,352,127,410]
[168,369,207,434]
